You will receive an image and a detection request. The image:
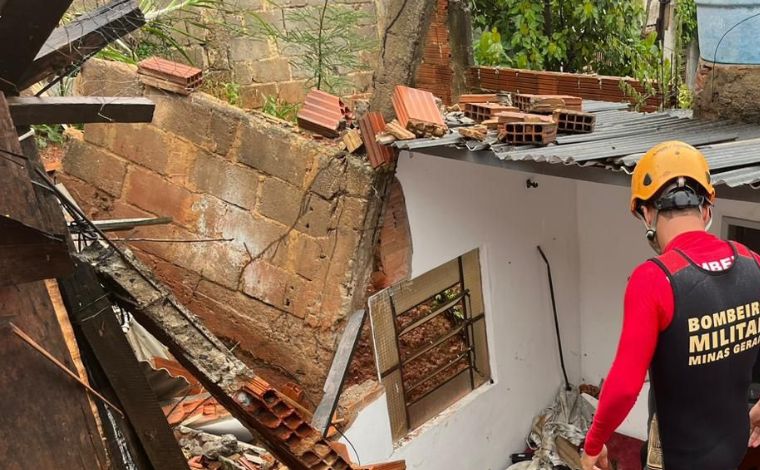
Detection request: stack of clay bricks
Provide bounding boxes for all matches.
[552,109,596,134]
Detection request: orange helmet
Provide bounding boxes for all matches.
[630,141,715,215]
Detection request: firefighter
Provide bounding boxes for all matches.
[580,141,760,470]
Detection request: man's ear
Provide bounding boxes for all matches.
[640,205,654,226]
[702,205,713,224]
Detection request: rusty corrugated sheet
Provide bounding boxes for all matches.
[359,112,395,169]
[296,89,347,138]
[392,85,445,130]
[138,57,203,88]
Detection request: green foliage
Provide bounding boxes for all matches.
[619,32,673,111]
[474,28,507,66]
[254,2,376,94]
[677,83,694,109]
[469,0,650,76]
[33,124,65,149]
[223,82,241,106]
[676,0,698,46]
[99,0,230,65]
[261,95,299,122]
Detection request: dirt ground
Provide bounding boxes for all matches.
[346,286,469,403]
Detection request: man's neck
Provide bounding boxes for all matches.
[657,215,706,249]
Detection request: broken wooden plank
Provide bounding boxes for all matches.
[19,0,145,91]
[58,258,189,470]
[343,129,364,154]
[0,0,74,93]
[0,93,71,285]
[312,309,366,436]
[8,96,155,125]
[80,245,356,470]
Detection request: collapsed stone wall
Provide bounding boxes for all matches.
[60,59,389,402]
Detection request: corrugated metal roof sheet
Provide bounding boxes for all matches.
[397,102,760,190]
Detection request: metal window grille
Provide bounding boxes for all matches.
[369,248,490,441]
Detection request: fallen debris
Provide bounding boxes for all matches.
[552,108,596,134]
[80,245,356,470]
[457,125,488,141]
[342,129,364,154]
[392,85,447,137]
[457,93,498,105]
[514,93,583,113]
[177,426,276,470]
[297,89,348,138]
[498,121,558,146]
[138,57,203,95]
[385,119,416,140]
[463,102,519,122]
[359,112,396,169]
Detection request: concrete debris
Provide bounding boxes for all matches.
[177,426,276,470]
[457,125,488,141]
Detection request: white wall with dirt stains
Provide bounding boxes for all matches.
[342,151,584,469]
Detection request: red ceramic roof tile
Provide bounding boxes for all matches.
[297,89,348,138]
[391,85,445,130]
[138,57,203,87]
[359,112,395,169]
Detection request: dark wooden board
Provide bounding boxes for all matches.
[19,0,145,90]
[0,0,74,93]
[58,259,188,470]
[0,281,108,469]
[8,96,155,125]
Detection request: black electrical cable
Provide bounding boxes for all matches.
[334,427,361,466]
[537,245,571,391]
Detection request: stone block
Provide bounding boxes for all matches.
[107,123,171,174]
[310,156,345,199]
[344,156,375,198]
[63,140,127,197]
[82,123,112,147]
[296,193,335,237]
[217,206,288,258]
[340,196,369,229]
[238,120,316,186]
[276,80,308,104]
[150,94,214,149]
[77,59,142,96]
[291,279,323,319]
[56,173,116,220]
[137,251,202,305]
[240,83,278,109]
[192,151,259,209]
[209,107,242,157]
[250,58,292,83]
[232,61,256,86]
[124,166,198,228]
[230,38,273,61]
[258,177,304,226]
[241,259,291,309]
[294,234,330,281]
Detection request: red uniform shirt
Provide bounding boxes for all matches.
[584,230,760,456]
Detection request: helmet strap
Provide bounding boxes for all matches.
[702,204,714,232]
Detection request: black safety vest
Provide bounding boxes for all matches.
[648,242,760,470]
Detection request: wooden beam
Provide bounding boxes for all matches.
[0,92,71,285]
[0,0,74,93]
[58,259,189,470]
[81,245,358,470]
[19,0,145,91]
[312,309,366,436]
[8,96,155,125]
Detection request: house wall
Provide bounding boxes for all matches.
[342,152,583,469]
[345,154,760,466]
[59,59,388,402]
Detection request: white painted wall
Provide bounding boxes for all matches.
[343,152,583,470]
[343,153,760,468]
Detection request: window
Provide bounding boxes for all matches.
[368,248,490,441]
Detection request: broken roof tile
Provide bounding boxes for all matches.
[392,85,445,130]
[297,89,347,138]
[359,112,396,169]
